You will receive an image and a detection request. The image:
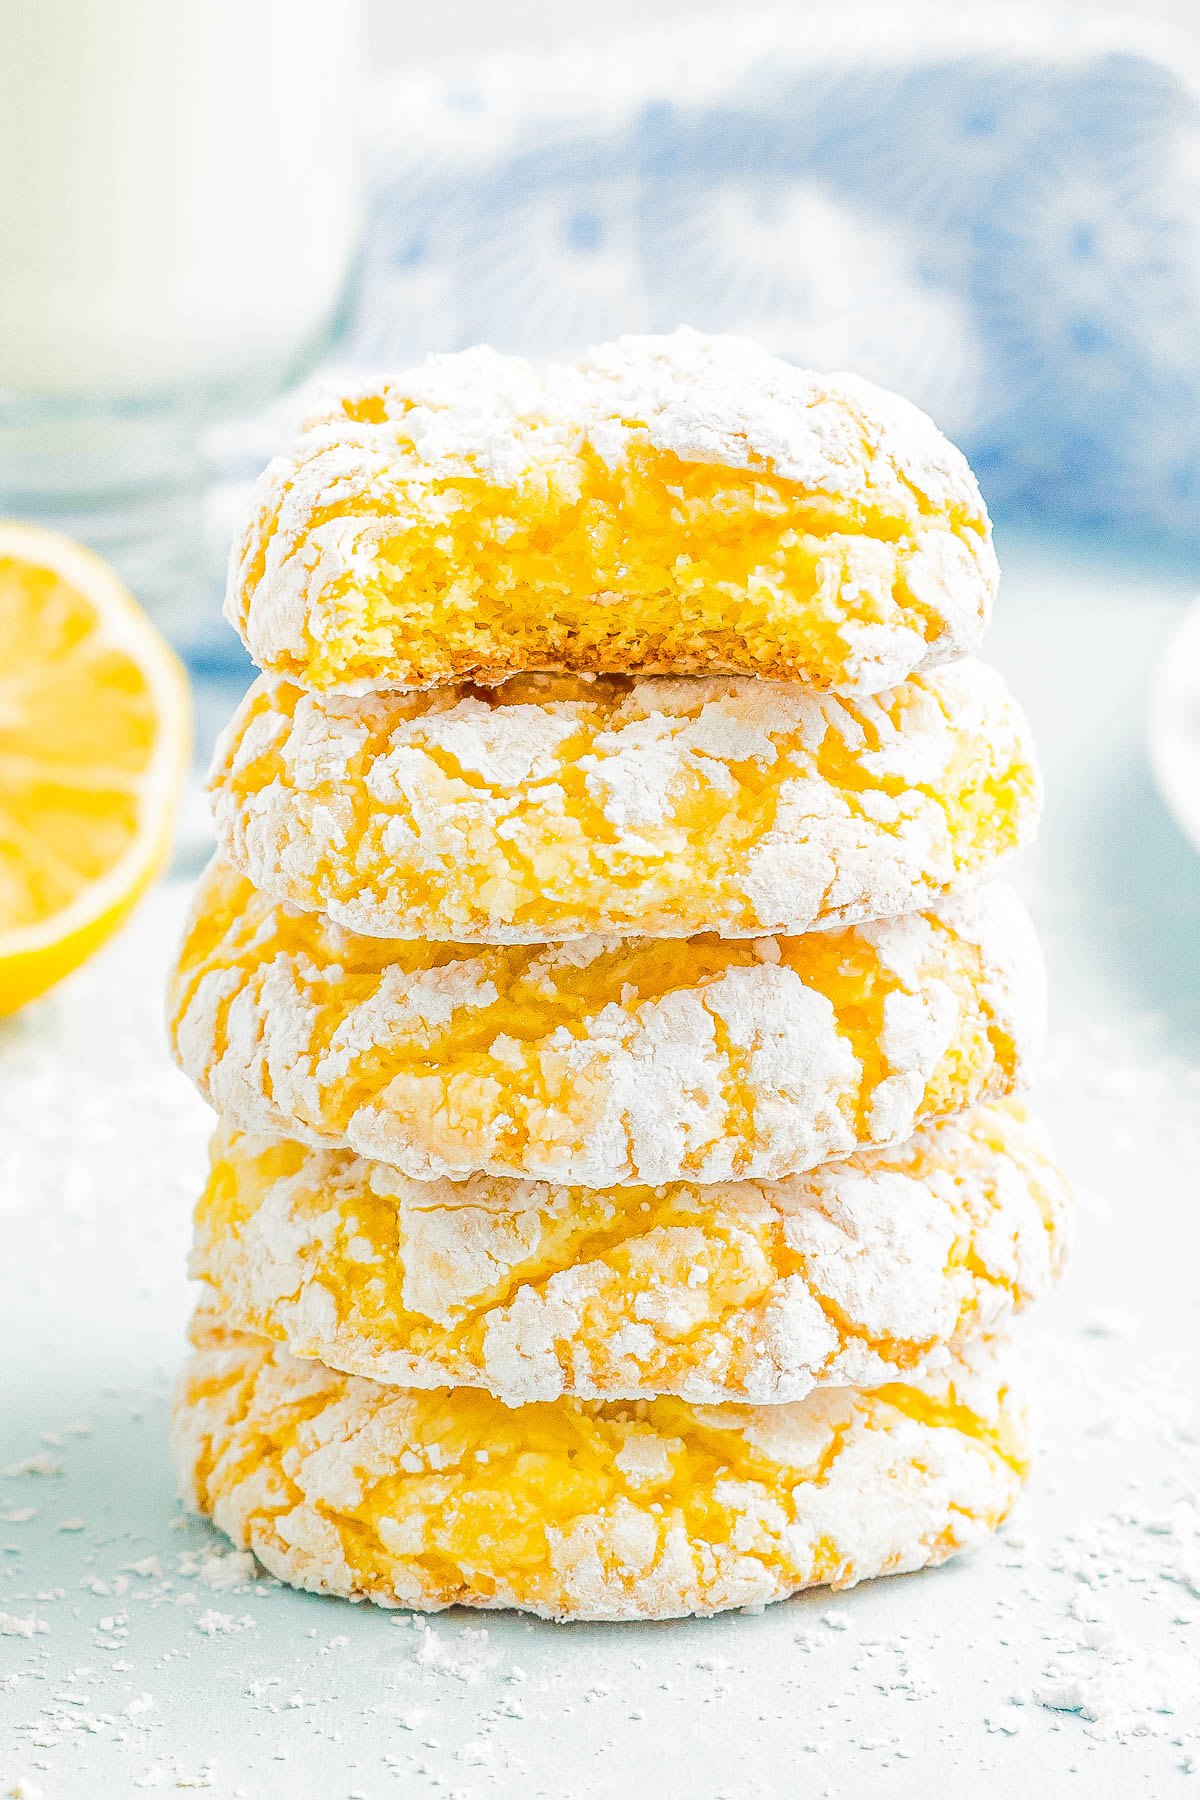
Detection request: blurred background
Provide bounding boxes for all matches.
[8,1,1200,640]
[4,0,1200,985]
[372,0,1200,61]
[4,14,1200,1792]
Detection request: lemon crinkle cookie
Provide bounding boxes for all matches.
[173,1320,1028,1622]
[225,328,998,698]
[211,660,1039,943]
[193,1099,1068,1407]
[169,861,1044,1186]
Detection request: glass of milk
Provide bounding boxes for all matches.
[0,0,362,628]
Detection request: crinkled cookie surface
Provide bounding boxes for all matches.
[173,1320,1027,1621]
[225,328,997,698]
[169,861,1044,1186]
[193,1099,1068,1406]
[211,661,1039,942]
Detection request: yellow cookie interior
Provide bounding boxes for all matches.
[177,1322,1028,1619]
[170,861,1032,1181]
[245,437,992,694]
[193,1099,1068,1403]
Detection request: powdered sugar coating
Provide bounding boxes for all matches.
[172,1322,1028,1622]
[225,328,997,697]
[168,861,1043,1186]
[192,1099,1068,1406]
[210,661,1040,942]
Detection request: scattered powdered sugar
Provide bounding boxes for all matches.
[0,1613,50,1639]
[194,1610,258,1638]
[1035,1593,1200,1740]
[402,1620,502,1683]
[2,1456,62,1481]
[0,892,211,1227]
[189,1550,260,1592]
[3,886,1200,1793]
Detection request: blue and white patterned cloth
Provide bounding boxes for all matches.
[329,9,1200,546]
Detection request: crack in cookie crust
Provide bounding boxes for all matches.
[210,661,1039,943]
[173,1322,1028,1622]
[192,1100,1068,1406]
[225,329,997,698]
[169,863,1045,1186]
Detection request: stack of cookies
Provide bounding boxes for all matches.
[168,329,1068,1622]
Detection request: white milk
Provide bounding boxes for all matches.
[0,0,361,398]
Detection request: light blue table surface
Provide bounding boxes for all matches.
[2,528,1199,1798]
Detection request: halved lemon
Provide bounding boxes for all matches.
[0,521,191,1015]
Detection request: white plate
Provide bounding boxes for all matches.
[1148,593,1200,853]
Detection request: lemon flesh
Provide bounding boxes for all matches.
[0,521,191,1014]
